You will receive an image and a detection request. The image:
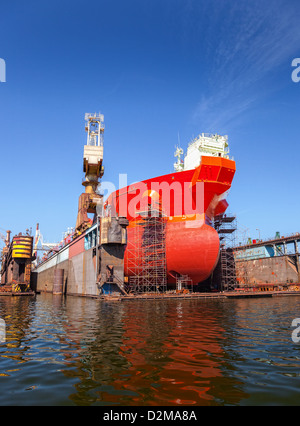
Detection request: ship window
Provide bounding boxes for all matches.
[85,229,98,250]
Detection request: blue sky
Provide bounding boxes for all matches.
[0,0,300,245]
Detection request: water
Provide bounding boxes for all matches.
[1,293,300,406]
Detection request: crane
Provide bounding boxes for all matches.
[33,224,59,252]
[32,223,60,266]
[0,231,5,244]
[75,113,104,233]
[0,230,11,274]
[0,230,10,247]
[0,232,6,265]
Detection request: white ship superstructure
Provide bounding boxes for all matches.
[174,133,229,172]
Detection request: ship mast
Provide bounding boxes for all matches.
[75,113,105,234]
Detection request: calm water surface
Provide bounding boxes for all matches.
[1,293,300,406]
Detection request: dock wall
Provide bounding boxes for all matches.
[35,246,98,297]
[234,255,300,288]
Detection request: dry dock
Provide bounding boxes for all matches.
[98,289,300,301]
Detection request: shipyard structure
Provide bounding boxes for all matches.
[209,220,300,294]
[233,233,300,292]
[32,113,238,297]
[0,230,35,295]
[2,113,300,298]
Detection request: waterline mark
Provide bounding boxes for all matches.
[291,58,300,83]
[0,318,6,343]
[0,58,6,82]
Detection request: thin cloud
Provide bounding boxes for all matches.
[191,0,300,130]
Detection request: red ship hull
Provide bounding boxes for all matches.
[106,156,236,284]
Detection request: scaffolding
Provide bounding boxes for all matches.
[126,207,167,294]
[213,214,237,291]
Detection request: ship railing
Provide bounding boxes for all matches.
[189,133,228,144]
[261,232,300,243]
[236,231,300,250]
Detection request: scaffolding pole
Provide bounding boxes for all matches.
[126,207,167,294]
[213,213,237,291]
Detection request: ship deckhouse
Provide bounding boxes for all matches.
[174,133,229,172]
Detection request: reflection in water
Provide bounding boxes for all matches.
[1,294,300,405]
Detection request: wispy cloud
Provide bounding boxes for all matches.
[190,0,300,130]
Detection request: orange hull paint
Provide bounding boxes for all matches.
[106,156,236,284]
